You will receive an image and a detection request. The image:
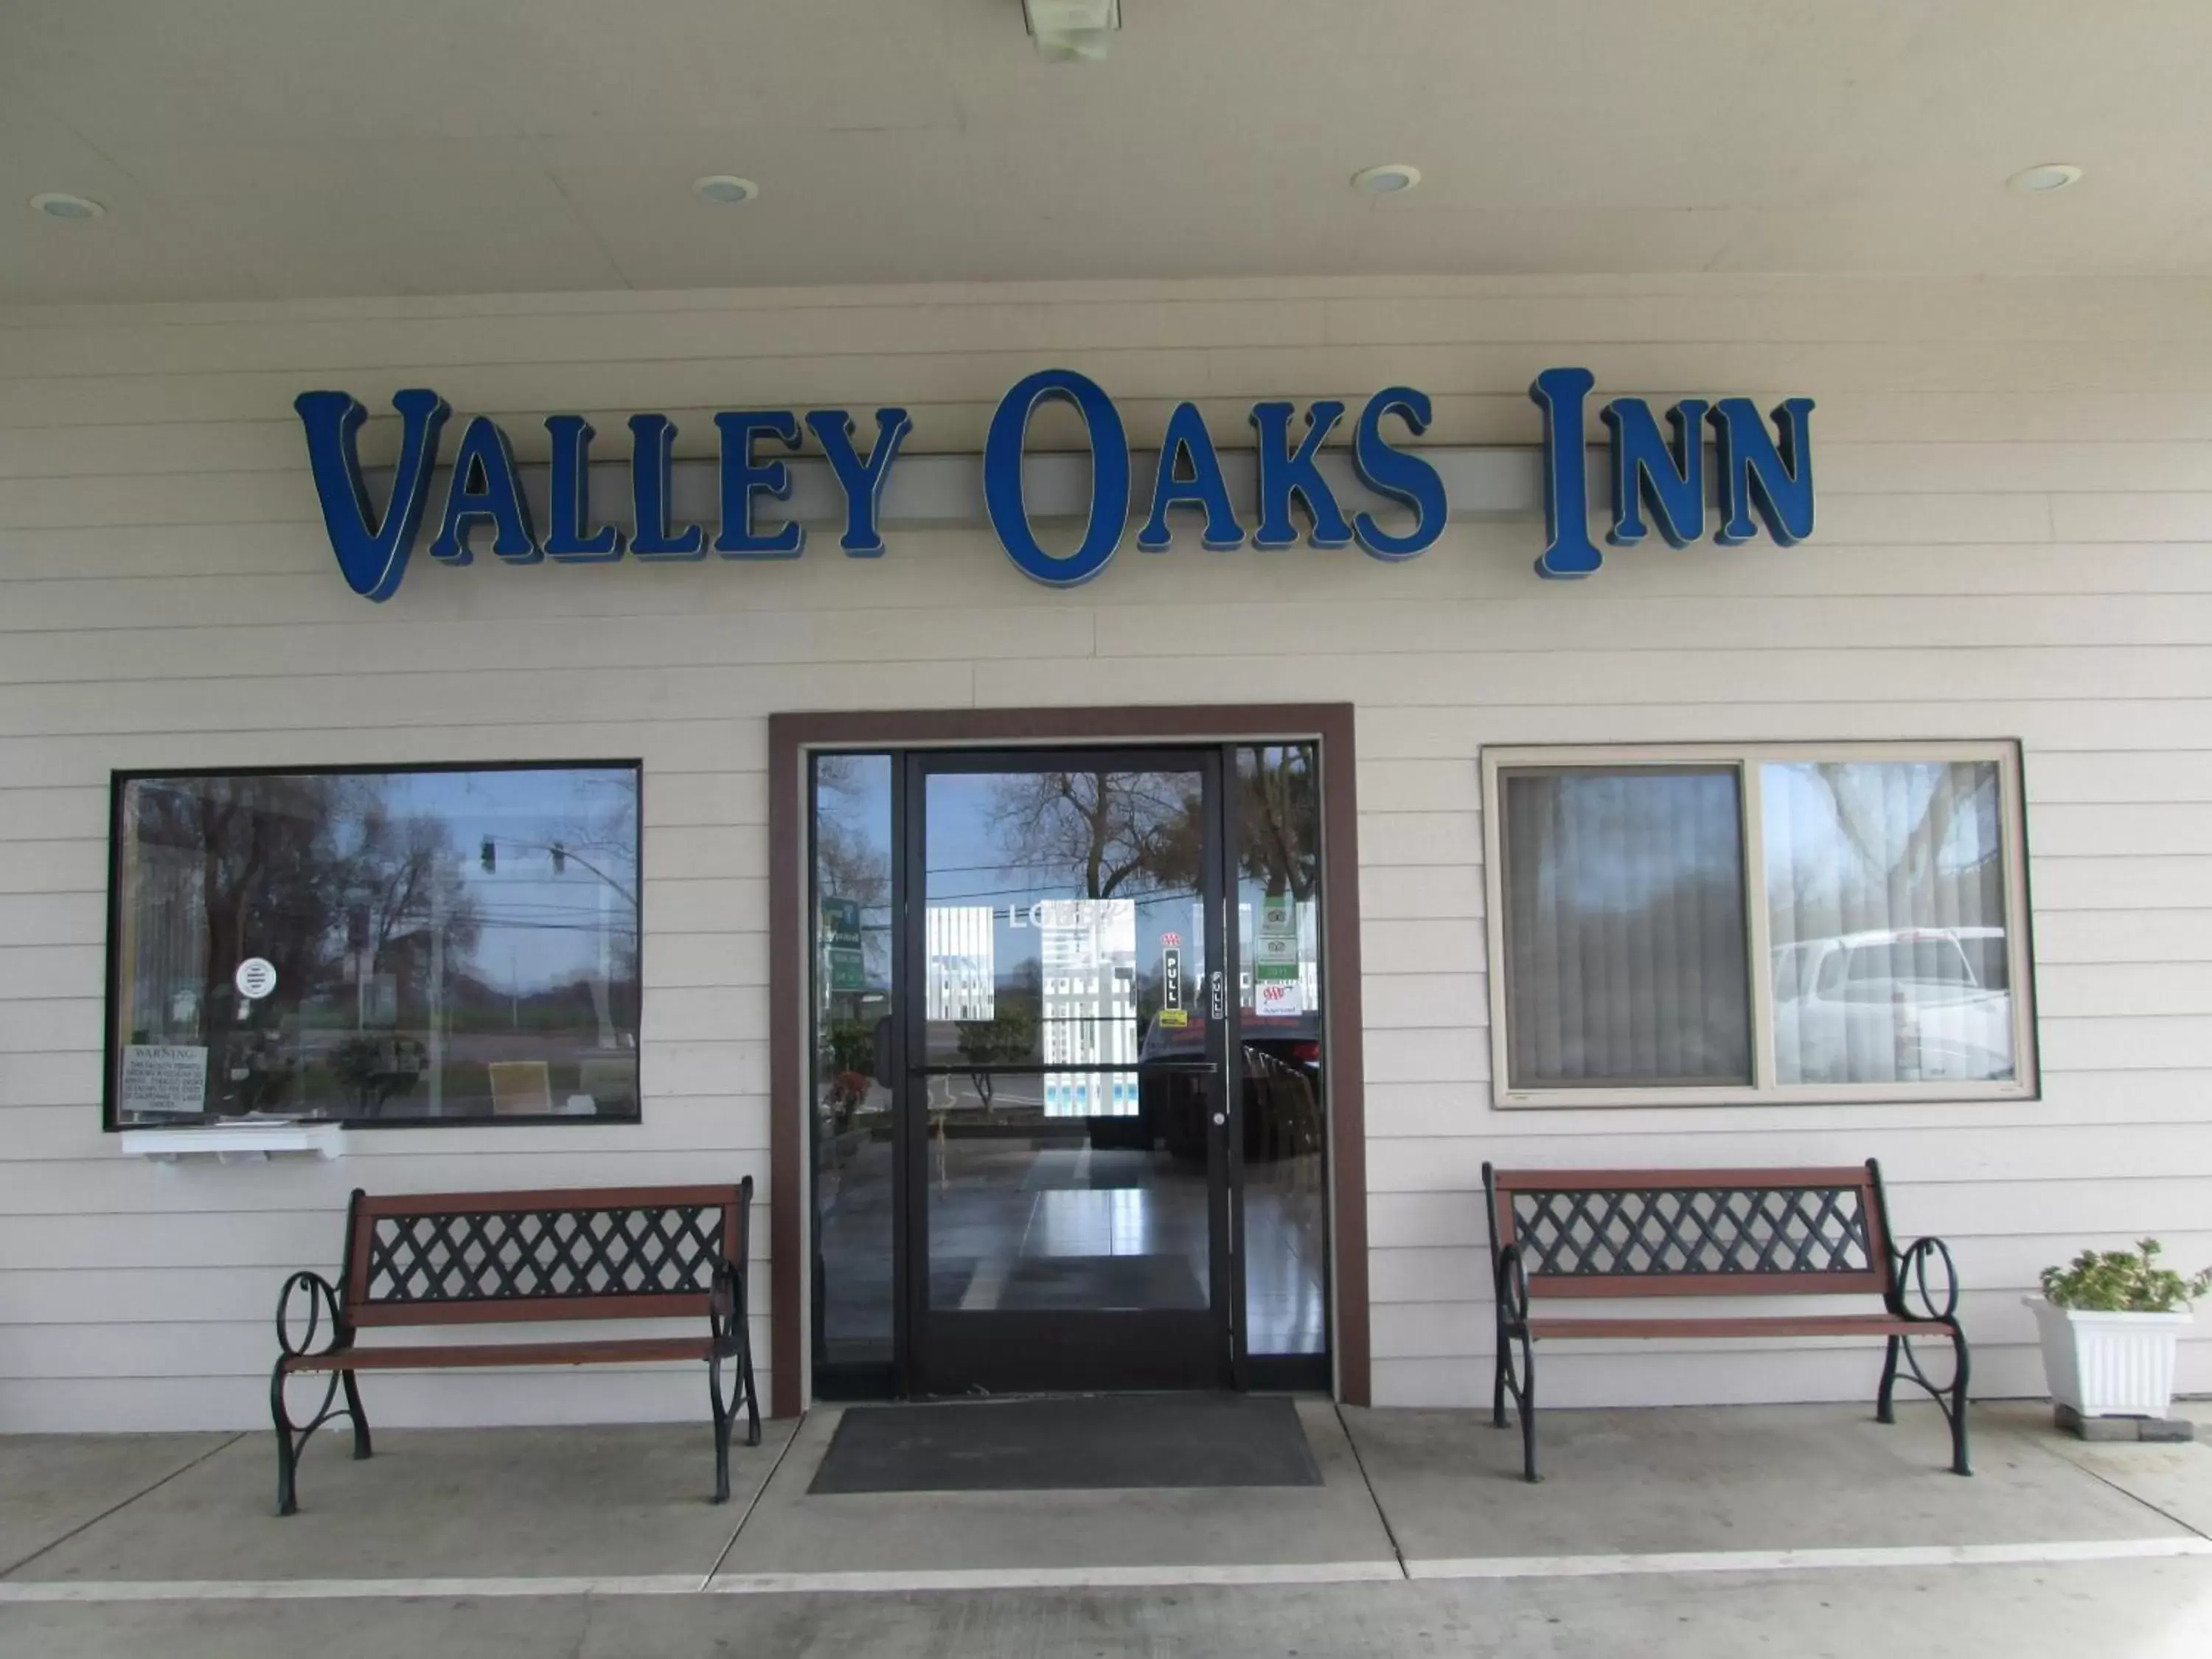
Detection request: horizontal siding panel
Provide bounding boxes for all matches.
[0,891,105,947]
[1360,974,1487,1031]
[1361,699,2212,757]
[0,944,104,1001]
[1361,1026,1489,1086]
[1367,1122,2212,1193]
[2036,961,2212,1018]
[2031,856,2212,911]
[0,605,1096,685]
[641,824,768,883]
[2028,801,2212,855]
[2034,908,2212,964]
[2025,749,2212,803]
[989,645,2212,714]
[1104,594,2212,658]
[641,880,766,935]
[641,771,768,828]
[1360,918,1487,975]
[4,1097,770,1163]
[1357,864,1484,921]
[0,658,981,737]
[1355,812,1481,867]
[0,718,771,790]
[0,998,100,1053]
[1354,758,1482,813]
[0,1050,98,1109]
[639,1040,767,1097]
[1362,1076,2212,1148]
[0,787,108,841]
[639,986,769,1043]
[0,1150,773,1214]
[641,933,769,989]
[0,838,104,894]
[2040,1015,2212,1072]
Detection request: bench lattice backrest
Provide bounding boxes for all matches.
[339,1183,748,1328]
[1484,1164,1898,1299]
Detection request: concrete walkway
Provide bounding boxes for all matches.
[2,1399,2208,1655]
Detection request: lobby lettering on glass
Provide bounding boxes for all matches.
[293,370,1813,601]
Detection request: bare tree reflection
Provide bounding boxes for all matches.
[987,769,1203,898]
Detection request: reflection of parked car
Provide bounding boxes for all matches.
[1772,928,2012,1085]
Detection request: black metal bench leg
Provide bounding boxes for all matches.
[707,1354,734,1504]
[270,1363,301,1517]
[1945,1326,1972,1476]
[1516,1343,1539,1484]
[342,1371,372,1459]
[741,1331,762,1448]
[1492,1335,1509,1429]
[1876,1335,1901,1425]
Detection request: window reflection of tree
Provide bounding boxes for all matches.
[814,757,893,1147]
[986,770,1203,900]
[1239,745,1318,901]
[129,776,484,1117]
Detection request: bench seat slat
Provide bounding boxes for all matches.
[282,1336,716,1374]
[1526,1314,1929,1341]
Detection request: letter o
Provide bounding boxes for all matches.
[984,369,1129,588]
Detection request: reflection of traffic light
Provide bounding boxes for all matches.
[550,841,566,875]
[480,837,496,873]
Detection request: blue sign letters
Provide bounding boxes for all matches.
[294,369,1813,600]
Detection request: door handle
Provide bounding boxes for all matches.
[1138,1061,1220,1075]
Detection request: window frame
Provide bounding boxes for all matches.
[101,757,647,1133]
[1480,741,2038,1110]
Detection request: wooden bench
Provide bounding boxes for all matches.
[1482,1161,1969,1482]
[271,1180,758,1516]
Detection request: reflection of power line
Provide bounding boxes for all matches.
[922,886,1202,905]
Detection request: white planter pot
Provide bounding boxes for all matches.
[2026,1298,2194,1419]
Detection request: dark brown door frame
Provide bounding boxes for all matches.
[768,703,1369,1416]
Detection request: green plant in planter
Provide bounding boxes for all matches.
[2040,1239,2212,1313]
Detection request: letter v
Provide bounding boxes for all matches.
[294,388,452,602]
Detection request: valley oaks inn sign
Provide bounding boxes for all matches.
[293,367,1816,602]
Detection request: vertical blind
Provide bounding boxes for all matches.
[1500,768,1752,1086]
[1764,760,2014,1085]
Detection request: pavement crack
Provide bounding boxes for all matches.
[0,1430,246,1580]
[1332,1402,1410,1580]
[2010,1419,2212,1543]
[701,1411,809,1588]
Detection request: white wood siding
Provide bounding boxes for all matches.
[2,273,2211,1427]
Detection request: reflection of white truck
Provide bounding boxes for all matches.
[1770,927,2013,1085]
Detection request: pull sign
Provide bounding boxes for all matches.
[1210,970,1225,1022]
[1161,945,1183,1012]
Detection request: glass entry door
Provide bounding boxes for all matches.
[902,749,1232,1392]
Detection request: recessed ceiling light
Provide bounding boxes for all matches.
[692,175,759,206]
[2007,163,2084,195]
[30,191,105,220]
[1351,164,1422,197]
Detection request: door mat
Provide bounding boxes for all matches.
[807,1394,1324,1494]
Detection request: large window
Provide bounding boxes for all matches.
[106,762,642,1128]
[1483,744,2035,1107]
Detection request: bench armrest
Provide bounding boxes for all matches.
[709,1256,748,1348]
[1889,1236,1961,1323]
[1493,1242,1531,1335]
[274,1270,348,1358]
